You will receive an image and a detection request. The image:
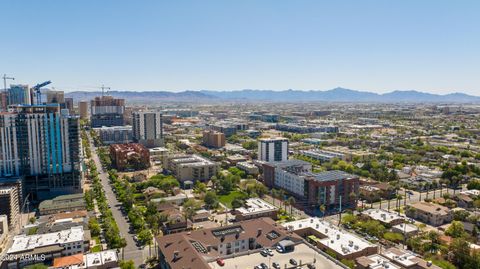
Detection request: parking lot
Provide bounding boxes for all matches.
[208,243,344,269]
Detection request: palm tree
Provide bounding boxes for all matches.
[319,204,326,219]
[287,196,296,215]
[271,189,278,207]
[425,183,430,200]
[379,197,382,209]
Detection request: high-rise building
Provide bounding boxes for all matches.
[78,101,89,119]
[0,184,20,228]
[90,96,125,128]
[202,130,225,148]
[0,104,82,200]
[8,85,31,106]
[258,137,288,162]
[132,111,164,148]
[64,97,74,111]
[0,92,8,112]
[47,90,65,104]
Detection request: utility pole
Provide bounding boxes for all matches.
[101,84,111,97]
[2,74,14,110]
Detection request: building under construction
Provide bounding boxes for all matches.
[90,96,125,128]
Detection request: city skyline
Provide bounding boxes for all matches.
[2,1,479,95]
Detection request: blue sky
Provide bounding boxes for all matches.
[1,1,479,95]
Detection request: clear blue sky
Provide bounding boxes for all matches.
[2,0,479,95]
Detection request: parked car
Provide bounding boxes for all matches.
[260,263,269,269]
[266,248,274,256]
[307,264,316,269]
[216,258,225,266]
[272,262,280,269]
[289,258,298,265]
[276,245,283,253]
[260,249,268,257]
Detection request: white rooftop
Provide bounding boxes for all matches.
[363,209,405,224]
[361,254,401,269]
[392,223,419,234]
[84,250,118,267]
[236,198,277,215]
[284,218,376,255]
[8,226,84,254]
[382,248,418,267]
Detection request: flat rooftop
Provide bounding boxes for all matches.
[236,198,277,215]
[8,226,84,254]
[283,218,376,256]
[356,254,401,269]
[363,209,405,224]
[304,170,357,182]
[85,250,118,267]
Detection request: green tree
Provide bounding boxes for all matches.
[88,218,101,237]
[204,191,219,209]
[231,197,244,210]
[137,229,153,245]
[119,260,135,269]
[445,221,466,238]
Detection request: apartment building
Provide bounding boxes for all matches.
[0,104,82,200]
[0,184,20,227]
[405,202,452,226]
[156,217,303,269]
[94,125,133,145]
[263,160,358,212]
[90,96,125,128]
[236,161,259,175]
[258,137,288,162]
[109,143,150,171]
[163,154,219,183]
[202,130,225,148]
[132,111,164,148]
[78,101,88,119]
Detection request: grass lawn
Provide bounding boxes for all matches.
[218,190,247,208]
[27,227,38,235]
[91,245,102,252]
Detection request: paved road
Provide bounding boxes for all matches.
[364,187,466,210]
[89,136,147,266]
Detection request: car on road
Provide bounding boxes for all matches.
[289,258,298,265]
[272,262,280,269]
[216,258,225,266]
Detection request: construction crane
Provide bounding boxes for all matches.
[101,84,110,97]
[31,80,51,105]
[2,74,14,94]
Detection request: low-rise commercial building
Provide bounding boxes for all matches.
[6,226,88,268]
[234,198,278,221]
[52,249,119,269]
[38,193,86,215]
[405,202,452,226]
[109,143,150,171]
[362,209,405,227]
[284,217,378,260]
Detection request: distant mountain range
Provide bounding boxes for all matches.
[65,88,480,103]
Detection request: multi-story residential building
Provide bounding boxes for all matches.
[263,160,359,213]
[0,92,8,112]
[109,143,150,171]
[132,111,164,148]
[78,101,88,119]
[149,147,169,162]
[405,202,452,226]
[6,226,88,269]
[299,149,346,162]
[202,130,225,148]
[8,85,31,106]
[209,121,248,137]
[0,104,82,200]
[155,218,303,269]
[284,218,378,260]
[94,125,133,145]
[258,137,288,162]
[163,154,218,184]
[90,96,125,128]
[0,184,20,227]
[236,161,259,175]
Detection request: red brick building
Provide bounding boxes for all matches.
[109,143,150,171]
[202,130,226,148]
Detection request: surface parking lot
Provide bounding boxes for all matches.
[208,243,343,269]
